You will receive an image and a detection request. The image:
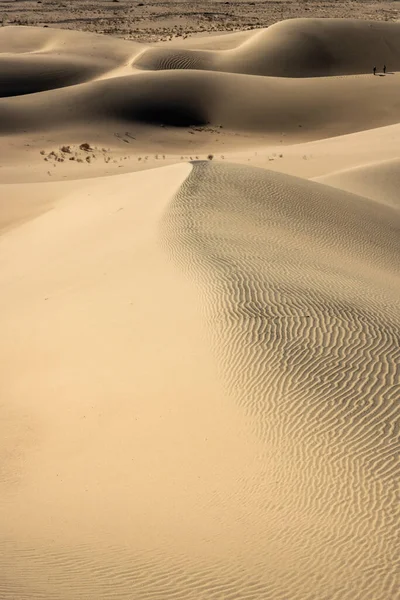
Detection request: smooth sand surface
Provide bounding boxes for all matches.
[315,157,400,208]
[1,18,399,600]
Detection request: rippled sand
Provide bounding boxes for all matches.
[0,19,399,600]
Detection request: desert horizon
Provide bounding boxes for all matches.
[0,4,399,599]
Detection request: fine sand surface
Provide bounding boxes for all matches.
[1,18,399,600]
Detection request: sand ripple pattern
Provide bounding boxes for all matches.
[161,162,400,599]
[134,48,215,72]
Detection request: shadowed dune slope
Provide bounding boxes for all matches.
[315,158,400,208]
[1,68,400,138]
[1,18,400,99]
[0,26,143,96]
[0,54,114,97]
[135,19,400,77]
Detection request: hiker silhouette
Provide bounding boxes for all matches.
[373,66,376,75]
[383,64,387,74]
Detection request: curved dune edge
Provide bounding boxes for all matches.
[221,122,400,179]
[2,18,400,99]
[160,161,400,598]
[0,54,116,97]
[1,163,397,599]
[1,20,400,145]
[134,18,400,77]
[0,26,144,96]
[0,25,141,58]
[314,157,400,208]
[0,14,400,600]
[2,68,400,141]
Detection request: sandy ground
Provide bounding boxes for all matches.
[0,17,399,600]
[1,0,400,41]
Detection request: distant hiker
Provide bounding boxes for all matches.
[373,66,376,75]
[383,64,387,74]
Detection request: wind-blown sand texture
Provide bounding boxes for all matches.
[0,17,399,600]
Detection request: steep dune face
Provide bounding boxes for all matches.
[135,19,400,77]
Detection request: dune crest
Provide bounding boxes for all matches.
[135,19,400,77]
[2,68,400,142]
[1,162,399,599]
[2,21,400,143]
[1,16,399,600]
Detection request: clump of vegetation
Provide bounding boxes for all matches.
[207,154,214,161]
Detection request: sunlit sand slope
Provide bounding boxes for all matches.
[1,15,399,600]
[0,25,140,60]
[0,163,398,599]
[135,19,400,77]
[161,161,400,598]
[315,157,400,208]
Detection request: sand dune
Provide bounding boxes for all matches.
[136,19,400,77]
[1,17,399,600]
[0,179,85,233]
[220,123,400,183]
[1,162,399,599]
[2,68,400,141]
[2,22,400,141]
[0,26,144,96]
[315,157,400,208]
[0,54,115,97]
[0,25,140,60]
